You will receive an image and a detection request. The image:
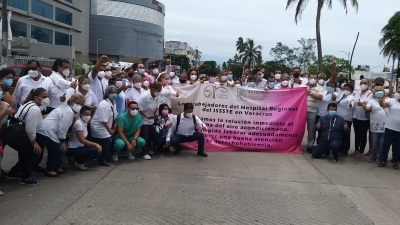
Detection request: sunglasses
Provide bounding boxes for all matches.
[130,107,139,111]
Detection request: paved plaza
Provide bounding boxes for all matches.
[0,135,399,225]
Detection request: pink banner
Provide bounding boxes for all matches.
[171,84,307,153]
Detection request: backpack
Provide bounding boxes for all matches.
[175,114,196,134]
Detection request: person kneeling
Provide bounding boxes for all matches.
[68,106,102,170]
[166,103,208,157]
[111,101,145,161]
[312,103,349,162]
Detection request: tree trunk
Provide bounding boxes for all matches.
[316,0,323,73]
[396,57,399,88]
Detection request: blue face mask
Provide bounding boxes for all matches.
[139,69,145,75]
[268,82,275,88]
[327,87,334,93]
[109,93,118,101]
[375,91,384,98]
[227,74,233,80]
[248,82,255,88]
[3,79,12,88]
[257,75,263,81]
[328,110,337,117]
[122,78,128,84]
[0,91,3,100]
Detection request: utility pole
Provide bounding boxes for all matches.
[1,0,8,67]
[349,32,360,82]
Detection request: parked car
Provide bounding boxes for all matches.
[6,65,52,94]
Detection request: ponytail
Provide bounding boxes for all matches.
[23,88,46,104]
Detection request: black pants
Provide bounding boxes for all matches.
[140,125,153,156]
[315,115,321,143]
[8,144,41,179]
[353,119,370,153]
[170,132,205,153]
[340,121,353,154]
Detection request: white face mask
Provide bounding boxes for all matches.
[153,69,159,74]
[318,79,325,85]
[29,70,39,78]
[309,78,317,85]
[282,80,289,86]
[82,84,90,91]
[40,97,50,107]
[235,84,241,87]
[143,80,149,87]
[134,82,142,88]
[190,75,197,81]
[72,104,82,113]
[115,81,123,88]
[97,71,105,79]
[275,74,281,80]
[105,71,112,77]
[220,75,227,81]
[341,83,346,88]
[185,113,193,118]
[343,90,350,96]
[394,93,400,100]
[62,69,70,77]
[169,72,175,77]
[360,84,368,91]
[154,91,160,97]
[130,109,138,116]
[81,115,91,123]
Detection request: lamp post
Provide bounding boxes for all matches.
[340,51,351,79]
[96,39,101,61]
[68,29,75,46]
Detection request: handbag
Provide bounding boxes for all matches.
[1,103,35,151]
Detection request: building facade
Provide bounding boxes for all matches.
[89,0,165,66]
[164,41,199,67]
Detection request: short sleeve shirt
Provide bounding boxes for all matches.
[68,119,87,148]
[385,98,400,132]
[115,112,142,138]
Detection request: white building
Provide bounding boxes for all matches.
[164,41,200,67]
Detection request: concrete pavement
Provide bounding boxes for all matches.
[0,139,399,224]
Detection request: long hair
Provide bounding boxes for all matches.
[23,88,47,104]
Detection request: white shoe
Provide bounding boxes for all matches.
[111,155,119,162]
[142,154,151,160]
[74,161,88,171]
[149,150,154,155]
[0,189,4,196]
[128,153,135,160]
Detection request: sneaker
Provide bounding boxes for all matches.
[19,178,39,186]
[142,154,151,160]
[333,158,339,162]
[0,189,3,196]
[111,155,118,162]
[74,162,88,171]
[128,153,135,160]
[149,150,154,155]
[7,172,22,180]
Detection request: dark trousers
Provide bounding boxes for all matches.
[97,137,112,162]
[68,146,100,164]
[170,132,205,153]
[34,143,44,168]
[8,144,41,179]
[312,139,342,160]
[315,115,321,143]
[353,119,370,153]
[340,121,353,154]
[379,128,400,164]
[140,125,153,155]
[36,133,65,171]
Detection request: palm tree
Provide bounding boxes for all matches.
[286,0,359,73]
[236,37,262,69]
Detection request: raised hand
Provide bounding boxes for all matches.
[101,55,108,62]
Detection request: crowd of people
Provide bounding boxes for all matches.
[0,56,399,196]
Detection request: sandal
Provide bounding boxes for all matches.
[393,163,399,169]
[351,151,363,157]
[55,168,67,174]
[378,162,387,167]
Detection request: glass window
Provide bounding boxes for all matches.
[0,0,28,11]
[10,20,27,37]
[31,0,53,19]
[55,31,71,46]
[55,8,72,26]
[31,25,53,44]
[64,0,72,3]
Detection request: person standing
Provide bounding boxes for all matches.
[157,73,179,108]
[337,83,355,156]
[66,76,98,111]
[88,55,109,104]
[125,75,146,103]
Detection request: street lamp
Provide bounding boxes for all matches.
[96,39,101,60]
[68,29,75,46]
[340,51,351,79]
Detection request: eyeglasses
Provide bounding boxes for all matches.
[130,108,139,111]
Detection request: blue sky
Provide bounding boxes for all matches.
[161,0,399,72]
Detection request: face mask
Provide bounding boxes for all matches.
[115,81,123,88]
[3,79,12,88]
[293,72,300,78]
[163,79,169,85]
[81,115,91,123]
[282,80,289,86]
[248,82,255,87]
[209,77,216,83]
[341,83,346,88]
[185,113,193,118]
[162,110,169,116]
[62,69,70,77]
[375,91,384,98]
[122,78,128,84]
[394,93,400,100]
[220,75,227,81]
[104,71,112,77]
[40,97,50,107]
[327,87,334,93]
[153,69,159,74]
[328,110,337,117]
[0,91,3,100]
[109,93,118,101]
[275,74,281,80]
[97,71,105,79]
[318,79,325,85]
[360,84,368,91]
[130,109,138,116]
[235,84,241,87]
[256,75,263,81]
[128,73,134,78]
[72,104,82,113]
[179,79,187,83]
[268,82,275,88]
[134,82,142,88]
[343,90,350,96]
[78,84,89,91]
[227,74,233,80]
[153,92,160,97]
[190,75,197,81]
[139,69,145,75]
[308,78,317,85]
[29,70,39,78]
[169,72,175,77]
[143,80,149,87]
